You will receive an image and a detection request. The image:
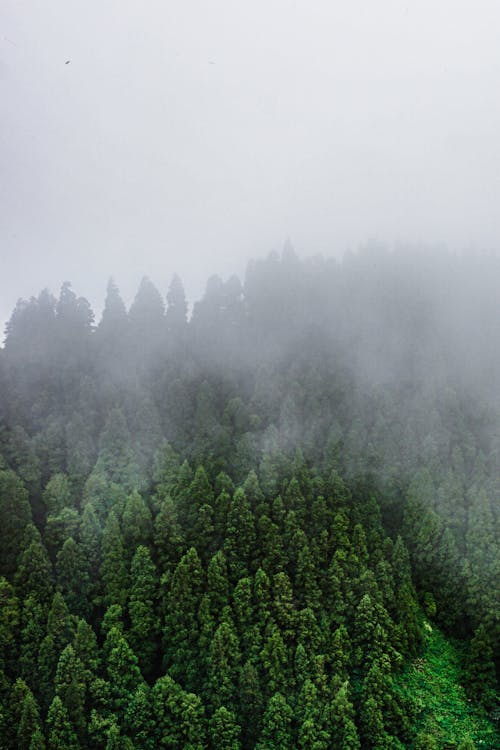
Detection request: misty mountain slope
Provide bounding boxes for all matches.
[0,249,498,748]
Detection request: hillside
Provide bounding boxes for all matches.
[0,249,498,748]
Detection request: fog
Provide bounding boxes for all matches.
[2,1,500,330]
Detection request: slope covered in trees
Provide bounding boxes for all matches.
[0,247,498,748]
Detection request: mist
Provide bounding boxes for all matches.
[1,3,499,745]
[2,1,500,330]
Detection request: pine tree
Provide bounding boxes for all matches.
[121,491,153,553]
[0,577,20,673]
[238,659,263,749]
[18,596,45,687]
[15,533,54,608]
[296,678,330,750]
[260,621,287,696]
[328,680,360,750]
[207,615,241,711]
[73,618,100,684]
[209,707,242,750]
[162,547,203,691]
[95,278,129,354]
[256,692,293,750]
[153,495,184,571]
[54,644,86,742]
[95,408,141,490]
[0,469,32,577]
[125,683,155,750]
[79,504,103,603]
[165,274,188,336]
[101,510,128,607]
[465,624,497,709]
[42,474,72,516]
[106,630,143,717]
[152,675,207,750]
[224,488,256,580]
[330,624,352,680]
[17,689,43,750]
[56,537,90,618]
[207,550,230,614]
[128,545,159,677]
[46,695,78,750]
[271,571,295,641]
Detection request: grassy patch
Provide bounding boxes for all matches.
[395,622,499,749]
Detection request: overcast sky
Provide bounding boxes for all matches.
[1,1,500,330]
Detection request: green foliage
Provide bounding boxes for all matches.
[1,257,500,748]
[0,469,32,577]
[397,623,499,749]
[209,706,242,750]
[128,545,159,677]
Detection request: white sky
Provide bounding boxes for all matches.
[1,1,500,328]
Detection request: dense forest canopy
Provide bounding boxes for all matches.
[0,247,498,749]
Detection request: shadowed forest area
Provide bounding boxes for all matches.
[0,247,498,749]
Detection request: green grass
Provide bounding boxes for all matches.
[395,622,499,749]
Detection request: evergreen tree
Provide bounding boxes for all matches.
[209,706,242,750]
[55,537,90,618]
[106,629,143,717]
[54,644,86,742]
[165,274,188,336]
[256,692,293,750]
[328,680,360,750]
[0,469,32,577]
[153,495,185,571]
[46,695,78,750]
[207,614,241,711]
[121,490,153,553]
[465,624,497,709]
[95,278,129,353]
[95,408,141,490]
[101,510,128,607]
[162,547,203,690]
[17,689,43,750]
[224,488,256,580]
[0,577,20,673]
[128,545,159,677]
[125,683,155,750]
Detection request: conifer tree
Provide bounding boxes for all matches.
[101,510,128,607]
[17,689,43,750]
[328,680,360,750]
[207,614,241,711]
[224,488,256,580]
[54,644,86,743]
[209,707,242,750]
[0,577,20,673]
[0,469,32,577]
[121,490,153,553]
[125,683,155,750]
[128,545,159,677]
[153,495,184,571]
[166,274,188,336]
[465,624,497,709]
[256,692,293,750]
[56,537,90,618]
[162,547,203,690]
[106,630,143,717]
[46,695,78,750]
[15,533,54,608]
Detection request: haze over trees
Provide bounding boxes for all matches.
[0,247,498,748]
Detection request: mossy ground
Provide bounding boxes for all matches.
[396,622,499,749]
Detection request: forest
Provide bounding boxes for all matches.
[0,247,498,749]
